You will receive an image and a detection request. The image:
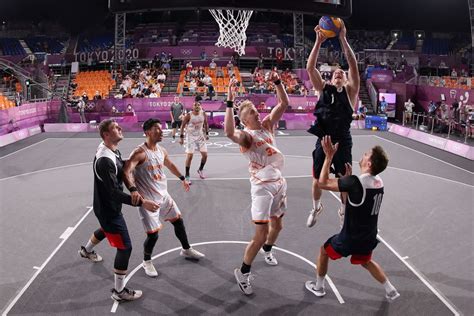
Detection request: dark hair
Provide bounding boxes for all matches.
[98,119,115,139]
[369,145,389,175]
[142,118,161,131]
[195,95,203,102]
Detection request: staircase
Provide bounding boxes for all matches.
[162,69,180,95]
[19,39,32,55]
[359,78,374,113]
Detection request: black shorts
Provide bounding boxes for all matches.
[312,136,352,179]
[171,120,182,129]
[97,215,132,250]
[324,235,375,265]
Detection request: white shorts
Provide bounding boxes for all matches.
[185,135,208,154]
[250,178,287,223]
[138,194,181,233]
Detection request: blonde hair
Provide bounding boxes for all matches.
[238,100,255,120]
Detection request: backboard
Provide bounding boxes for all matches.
[109,0,352,18]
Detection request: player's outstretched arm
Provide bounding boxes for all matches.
[318,135,341,192]
[224,79,251,149]
[265,71,289,129]
[339,20,359,107]
[162,148,190,191]
[306,25,327,93]
[179,113,190,145]
[123,147,146,205]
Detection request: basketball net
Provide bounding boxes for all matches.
[209,9,253,56]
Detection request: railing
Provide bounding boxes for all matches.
[404,111,472,143]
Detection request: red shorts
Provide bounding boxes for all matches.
[324,243,372,265]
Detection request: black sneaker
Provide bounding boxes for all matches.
[78,246,103,262]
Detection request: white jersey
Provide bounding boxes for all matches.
[134,144,168,201]
[241,128,285,184]
[186,110,205,138]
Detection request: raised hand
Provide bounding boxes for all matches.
[338,19,347,40]
[321,135,339,158]
[314,25,327,45]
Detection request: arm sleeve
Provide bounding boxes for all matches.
[338,175,364,203]
[96,157,134,206]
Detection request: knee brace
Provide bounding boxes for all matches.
[144,232,159,255]
[114,247,132,271]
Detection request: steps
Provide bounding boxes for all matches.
[19,39,32,55]
[359,78,373,113]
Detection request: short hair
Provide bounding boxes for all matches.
[369,146,389,175]
[142,118,161,131]
[98,119,115,139]
[238,100,255,120]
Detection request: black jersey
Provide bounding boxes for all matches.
[93,142,133,220]
[310,84,353,141]
[334,174,384,254]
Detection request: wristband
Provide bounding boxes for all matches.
[274,79,281,85]
[206,131,209,135]
[179,176,185,181]
[129,186,138,192]
[180,134,184,138]
[226,100,234,108]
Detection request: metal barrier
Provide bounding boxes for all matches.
[404,111,472,144]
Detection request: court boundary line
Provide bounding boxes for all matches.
[111,240,345,313]
[1,154,471,188]
[1,206,94,316]
[327,191,460,316]
[0,139,49,160]
[373,135,473,174]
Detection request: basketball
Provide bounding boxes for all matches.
[318,16,342,38]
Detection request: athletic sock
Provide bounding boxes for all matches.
[313,199,321,210]
[199,161,206,171]
[383,280,396,294]
[144,253,151,261]
[114,273,126,292]
[84,240,95,253]
[316,275,326,289]
[185,167,190,177]
[262,244,273,252]
[240,262,251,274]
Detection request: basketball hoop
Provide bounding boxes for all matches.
[209,9,253,56]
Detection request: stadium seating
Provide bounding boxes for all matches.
[176,66,243,95]
[73,70,115,99]
[0,38,26,56]
[0,93,16,110]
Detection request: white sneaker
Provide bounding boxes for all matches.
[338,207,345,227]
[306,204,323,227]
[305,280,326,297]
[180,247,205,260]
[385,290,400,302]
[142,260,158,277]
[234,268,253,295]
[263,251,278,266]
[79,246,103,262]
[111,287,143,302]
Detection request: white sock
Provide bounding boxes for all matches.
[383,280,396,294]
[114,273,126,292]
[84,240,95,253]
[313,199,321,210]
[316,275,326,289]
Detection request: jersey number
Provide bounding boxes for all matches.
[265,147,277,156]
[371,193,383,216]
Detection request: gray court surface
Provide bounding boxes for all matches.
[0,130,473,315]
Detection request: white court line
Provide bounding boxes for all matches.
[1,154,472,188]
[2,206,94,316]
[373,135,473,174]
[0,162,91,182]
[327,191,460,316]
[377,235,460,316]
[111,240,345,313]
[0,139,49,160]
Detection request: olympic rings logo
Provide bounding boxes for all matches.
[181,49,193,55]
